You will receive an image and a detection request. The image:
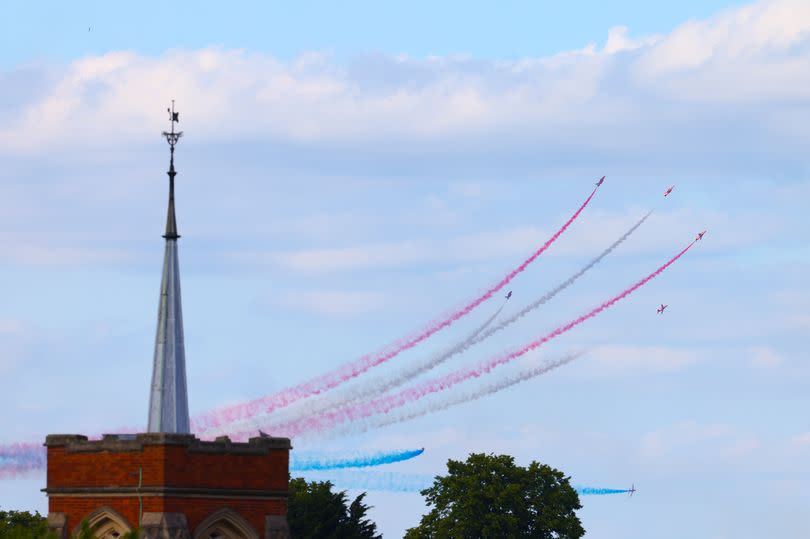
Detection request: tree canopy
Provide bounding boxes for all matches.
[0,509,53,539]
[287,476,381,539]
[405,453,585,539]
[0,508,139,539]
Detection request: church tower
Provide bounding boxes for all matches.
[44,104,292,539]
[148,101,190,433]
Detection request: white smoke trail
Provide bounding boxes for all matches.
[203,211,648,440]
[470,211,652,346]
[321,351,584,440]
[204,303,505,438]
[263,212,647,431]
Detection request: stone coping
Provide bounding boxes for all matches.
[44,433,291,454]
[43,486,289,499]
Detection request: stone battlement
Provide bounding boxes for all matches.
[45,433,291,453]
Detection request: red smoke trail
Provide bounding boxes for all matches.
[256,239,697,439]
[194,185,601,433]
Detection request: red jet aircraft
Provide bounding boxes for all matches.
[595,176,605,186]
[664,185,674,197]
[696,230,707,241]
[657,304,668,314]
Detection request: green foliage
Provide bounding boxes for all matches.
[0,508,54,539]
[404,453,585,539]
[73,520,95,539]
[287,477,381,539]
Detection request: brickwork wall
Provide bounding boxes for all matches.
[45,434,290,538]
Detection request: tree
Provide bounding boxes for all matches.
[0,508,54,539]
[405,453,585,539]
[73,520,96,539]
[287,477,381,539]
[0,509,144,539]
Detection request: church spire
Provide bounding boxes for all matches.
[148,100,190,434]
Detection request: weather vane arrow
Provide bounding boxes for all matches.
[162,99,183,149]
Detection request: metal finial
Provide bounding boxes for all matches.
[161,101,181,240]
[162,100,183,149]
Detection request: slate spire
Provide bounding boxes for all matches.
[148,100,190,433]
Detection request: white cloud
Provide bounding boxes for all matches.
[0,320,30,374]
[0,319,25,335]
[640,421,761,460]
[271,289,387,318]
[748,346,784,368]
[2,0,810,155]
[635,0,810,102]
[586,344,702,372]
[603,26,662,54]
[0,245,134,266]
[791,432,810,448]
[450,182,484,199]
[229,201,785,275]
[248,242,432,273]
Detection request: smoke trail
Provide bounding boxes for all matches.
[297,470,629,496]
[0,462,43,479]
[193,185,601,433]
[251,238,696,439]
[0,446,423,478]
[0,442,43,461]
[577,487,630,495]
[298,470,434,493]
[290,448,424,471]
[222,211,648,438]
[325,352,584,439]
[0,443,46,479]
[210,302,507,437]
[472,211,653,345]
[0,444,45,468]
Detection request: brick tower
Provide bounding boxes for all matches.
[44,104,292,539]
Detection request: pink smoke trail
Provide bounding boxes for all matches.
[249,238,696,439]
[193,185,602,433]
[201,301,508,438]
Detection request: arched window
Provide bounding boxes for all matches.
[74,507,132,539]
[193,509,259,539]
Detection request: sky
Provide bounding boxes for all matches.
[1,0,809,537]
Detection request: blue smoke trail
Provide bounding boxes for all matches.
[298,470,432,492]
[0,447,424,478]
[290,448,424,471]
[297,470,629,496]
[575,487,629,495]
[0,447,46,468]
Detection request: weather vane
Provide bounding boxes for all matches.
[162,100,183,150]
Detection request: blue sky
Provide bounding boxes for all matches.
[1,0,809,537]
[2,1,742,65]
